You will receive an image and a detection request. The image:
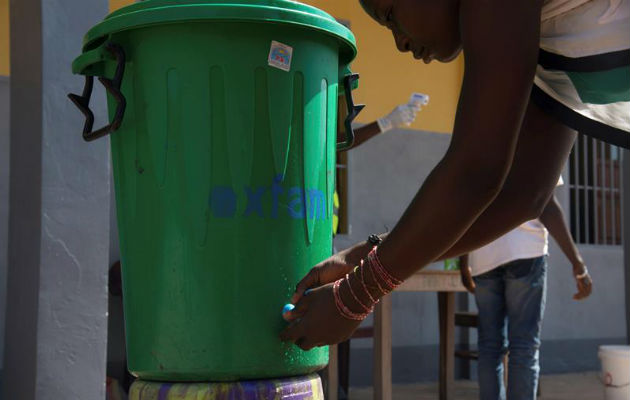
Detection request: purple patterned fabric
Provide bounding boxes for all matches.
[129,374,323,400]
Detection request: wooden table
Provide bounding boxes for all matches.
[327,270,466,400]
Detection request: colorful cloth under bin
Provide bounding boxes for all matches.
[129,374,323,400]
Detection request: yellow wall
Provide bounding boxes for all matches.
[110,0,135,12]
[303,0,463,133]
[1,0,462,132]
[0,0,8,76]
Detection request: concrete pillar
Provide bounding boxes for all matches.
[3,0,110,398]
[624,150,629,344]
[0,74,9,383]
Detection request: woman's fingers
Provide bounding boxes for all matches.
[291,267,321,304]
[283,296,310,322]
[295,337,318,351]
[280,318,306,343]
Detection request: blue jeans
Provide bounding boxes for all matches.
[473,256,547,400]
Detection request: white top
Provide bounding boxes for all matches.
[469,177,564,276]
[535,0,630,134]
[541,0,591,21]
[468,220,549,276]
[540,0,630,57]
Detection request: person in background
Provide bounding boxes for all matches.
[339,95,425,151]
[458,180,591,400]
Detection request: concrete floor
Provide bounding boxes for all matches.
[349,372,604,400]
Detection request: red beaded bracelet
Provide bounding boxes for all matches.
[367,247,402,291]
[345,273,374,314]
[333,279,370,321]
[355,263,378,305]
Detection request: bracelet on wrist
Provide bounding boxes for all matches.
[367,234,382,246]
[333,279,370,321]
[332,246,402,321]
[575,266,589,279]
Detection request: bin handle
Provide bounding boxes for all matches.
[68,42,127,142]
[338,73,365,151]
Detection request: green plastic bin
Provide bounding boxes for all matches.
[69,0,362,382]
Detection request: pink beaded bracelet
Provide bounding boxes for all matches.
[345,273,374,314]
[365,258,389,296]
[355,262,378,305]
[333,279,370,321]
[367,247,402,291]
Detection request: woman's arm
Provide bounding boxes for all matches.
[377,0,543,280]
[291,0,545,303]
[282,0,549,349]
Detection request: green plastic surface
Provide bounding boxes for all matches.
[80,0,356,66]
[73,0,356,382]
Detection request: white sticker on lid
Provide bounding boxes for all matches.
[268,41,293,72]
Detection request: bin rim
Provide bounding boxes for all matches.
[599,345,630,359]
[82,1,357,65]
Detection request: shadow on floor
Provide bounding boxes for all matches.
[349,372,603,400]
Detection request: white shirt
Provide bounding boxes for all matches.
[468,176,564,276]
[468,220,549,276]
[541,0,592,21]
[540,0,630,57]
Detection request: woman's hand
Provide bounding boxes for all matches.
[458,254,475,293]
[572,263,592,300]
[290,241,372,305]
[460,265,476,294]
[280,283,363,350]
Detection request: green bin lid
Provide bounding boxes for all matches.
[82,0,357,64]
